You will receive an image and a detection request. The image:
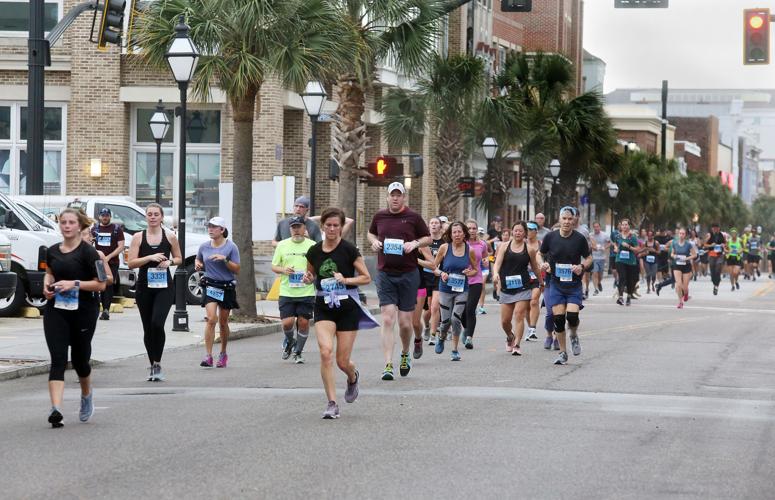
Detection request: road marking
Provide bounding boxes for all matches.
[582,317,702,337]
[752,282,775,297]
[586,303,775,315]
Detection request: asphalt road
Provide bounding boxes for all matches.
[2,275,774,500]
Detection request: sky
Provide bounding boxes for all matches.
[583,0,775,92]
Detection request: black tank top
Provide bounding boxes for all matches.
[500,240,535,292]
[137,229,172,285]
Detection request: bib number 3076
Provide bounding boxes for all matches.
[556,264,573,282]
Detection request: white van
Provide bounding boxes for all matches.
[0,232,17,300]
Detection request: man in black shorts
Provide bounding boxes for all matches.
[368,182,431,380]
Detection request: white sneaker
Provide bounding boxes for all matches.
[525,327,538,341]
[428,334,437,346]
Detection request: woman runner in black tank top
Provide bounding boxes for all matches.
[492,221,541,356]
[127,203,183,382]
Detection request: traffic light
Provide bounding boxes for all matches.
[501,0,531,12]
[744,8,770,65]
[98,0,126,49]
[366,156,401,186]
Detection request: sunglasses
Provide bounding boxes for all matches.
[559,206,578,216]
[526,223,538,230]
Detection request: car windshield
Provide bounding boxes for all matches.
[17,203,56,231]
[96,203,148,234]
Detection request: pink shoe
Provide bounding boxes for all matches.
[511,344,522,356]
[677,301,684,309]
[216,352,228,368]
[683,294,690,301]
[505,335,515,353]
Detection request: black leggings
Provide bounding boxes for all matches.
[44,302,99,381]
[460,283,483,338]
[616,262,639,296]
[100,262,120,311]
[135,285,174,364]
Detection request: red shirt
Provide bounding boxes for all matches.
[369,207,430,273]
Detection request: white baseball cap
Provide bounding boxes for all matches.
[387,182,406,194]
[208,216,227,229]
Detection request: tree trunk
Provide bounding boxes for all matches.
[481,158,508,219]
[434,124,465,217]
[230,88,258,320]
[333,75,368,240]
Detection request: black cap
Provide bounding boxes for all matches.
[289,215,305,227]
[99,208,111,216]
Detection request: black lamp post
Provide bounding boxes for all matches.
[300,81,327,216]
[148,99,170,204]
[165,15,199,332]
[481,137,498,218]
[608,181,619,231]
[548,159,561,223]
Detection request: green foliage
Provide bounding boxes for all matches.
[751,195,775,234]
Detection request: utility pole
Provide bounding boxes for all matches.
[661,79,668,162]
[27,0,48,195]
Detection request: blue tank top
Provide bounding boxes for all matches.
[439,242,470,293]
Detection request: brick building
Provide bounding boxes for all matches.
[669,116,720,176]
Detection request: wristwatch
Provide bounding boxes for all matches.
[74,280,81,288]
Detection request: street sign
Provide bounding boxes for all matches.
[458,176,475,198]
[508,187,527,206]
[614,0,668,7]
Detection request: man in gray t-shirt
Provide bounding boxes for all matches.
[534,213,551,242]
[589,222,610,295]
[272,196,322,247]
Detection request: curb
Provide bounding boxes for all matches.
[0,306,381,382]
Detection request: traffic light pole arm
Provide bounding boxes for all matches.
[46,1,101,47]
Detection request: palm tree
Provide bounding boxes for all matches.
[331,0,450,223]
[133,0,356,319]
[380,54,486,216]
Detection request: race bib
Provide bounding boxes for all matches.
[714,245,722,253]
[730,248,738,256]
[147,268,168,288]
[505,274,523,290]
[447,273,466,292]
[320,277,346,293]
[54,287,79,311]
[675,255,687,266]
[646,255,656,263]
[529,271,537,281]
[96,232,111,247]
[751,241,758,250]
[698,249,706,256]
[384,238,404,255]
[556,264,573,282]
[206,286,225,301]
[619,250,630,260]
[288,272,305,288]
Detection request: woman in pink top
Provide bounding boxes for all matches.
[460,219,490,349]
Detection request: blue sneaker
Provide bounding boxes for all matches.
[79,392,94,422]
[450,350,461,361]
[435,334,445,354]
[543,336,553,350]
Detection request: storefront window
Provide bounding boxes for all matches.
[135,152,174,210]
[186,110,221,143]
[20,107,63,141]
[0,150,10,194]
[0,1,59,32]
[19,150,63,195]
[0,106,10,140]
[185,153,220,233]
[136,108,175,143]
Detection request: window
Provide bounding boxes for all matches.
[0,1,60,34]
[0,102,66,195]
[131,105,221,233]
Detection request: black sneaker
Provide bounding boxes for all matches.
[399,352,411,377]
[713,286,718,295]
[413,337,423,359]
[626,296,631,306]
[48,407,64,428]
[616,297,624,306]
[736,282,740,290]
[655,284,662,296]
[99,310,109,320]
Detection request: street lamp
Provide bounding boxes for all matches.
[481,137,498,218]
[148,99,170,204]
[607,181,619,231]
[300,81,327,216]
[165,15,199,332]
[624,141,638,156]
[548,159,561,223]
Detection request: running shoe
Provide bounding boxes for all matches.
[593,289,599,296]
[435,334,446,354]
[428,333,437,346]
[598,284,603,292]
[216,352,228,368]
[399,353,411,377]
[147,366,154,381]
[736,282,740,290]
[553,338,560,350]
[677,301,684,309]
[553,351,568,365]
[152,363,165,381]
[450,350,461,361]
[505,334,515,353]
[683,294,690,302]
[79,392,94,423]
[526,328,538,341]
[544,336,553,350]
[413,337,423,359]
[345,370,359,403]
[293,352,305,364]
[464,337,474,350]
[423,328,430,341]
[282,339,296,360]
[713,286,718,296]
[626,296,631,306]
[382,363,394,381]
[48,407,64,428]
[511,344,522,356]
[200,354,213,368]
[322,401,340,419]
[583,290,589,299]
[616,297,624,306]
[570,336,581,356]
[655,284,661,296]
[477,306,487,315]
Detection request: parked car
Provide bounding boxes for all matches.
[0,232,18,301]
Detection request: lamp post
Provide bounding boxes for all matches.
[300,81,327,216]
[608,182,619,232]
[548,159,560,224]
[165,15,199,332]
[481,137,498,218]
[624,141,637,156]
[148,100,170,204]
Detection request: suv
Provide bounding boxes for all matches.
[0,232,18,300]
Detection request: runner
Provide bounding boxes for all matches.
[767,232,775,279]
[486,216,504,247]
[81,226,115,320]
[432,221,477,360]
[671,228,697,309]
[655,229,672,284]
[742,225,753,280]
[412,245,435,359]
[272,196,322,246]
[534,213,551,242]
[726,229,744,291]
[460,219,489,349]
[539,207,591,365]
[589,222,610,296]
[523,221,542,341]
[127,203,183,382]
[704,223,726,295]
[271,216,316,364]
[476,227,489,315]
[613,219,641,306]
[423,217,445,346]
[492,221,541,355]
[42,209,106,427]
[746,227,762,281]
[304,207,376,419]
[368,182,431,380]
[641,230,659,293]
[92,208,124,320]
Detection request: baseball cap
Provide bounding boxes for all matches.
[478,227,485,234]
[99,208,111,216]
[387,182,406,194]
[438,215,449,223]
[527,221,538,230]
[207,216,227,229]
[288,215,305,226]
[294,196,310,208]
[493,215,503,222]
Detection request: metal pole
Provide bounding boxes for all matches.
[309,116,318,216]
[661,80,668,162]
[587,188,592,224]
[155,139,162,203]
[27,0,46,195]
[526,176,531,221]
[173,83,189,332]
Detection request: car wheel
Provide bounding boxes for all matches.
[0,278,27,317]
[185,262,203,305]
